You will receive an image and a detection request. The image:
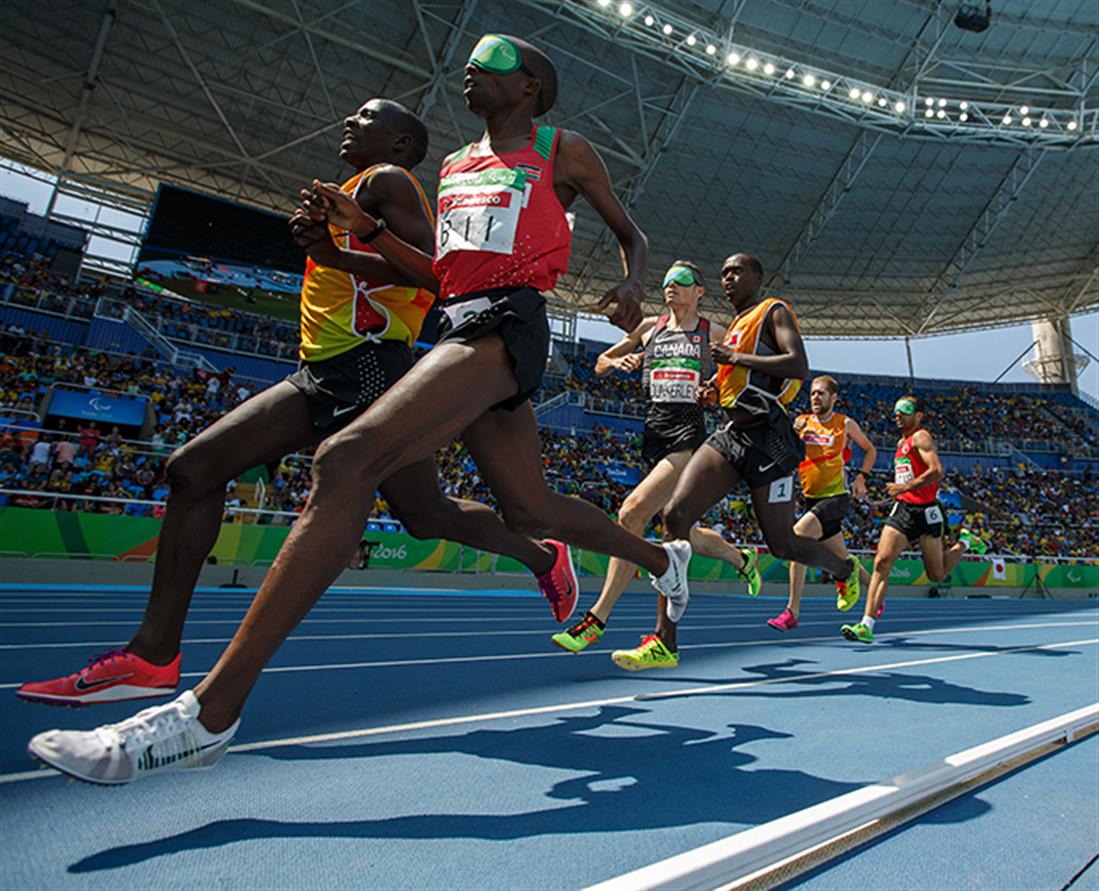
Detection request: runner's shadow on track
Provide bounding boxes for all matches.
[872,637,1081,658]
[69,705,941,874]
[623,658,1031,707]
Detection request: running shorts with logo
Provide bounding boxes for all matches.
[806,494,850,539]
[885,499,945,542]
[641,404,707,470]
[285,340,413,431]
[435,286,549,411]
[705,403,805,490]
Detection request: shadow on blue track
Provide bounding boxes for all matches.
[622,657,1034,707]
[66,705,899,873]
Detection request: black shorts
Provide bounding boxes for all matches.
[885,499,945,543]
[436,286,549,411]
[805,494,851,540]
[704,405,805,491]
[285,339,413,431]
[641,405,707,470]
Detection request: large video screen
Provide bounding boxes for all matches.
[135,185,305,322]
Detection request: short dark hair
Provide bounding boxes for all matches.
[670,259,704,286]
[743,254,764,278]
[380,100,429,169]
[900,394,923,413]
[506,36,558,116]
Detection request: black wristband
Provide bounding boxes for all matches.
[357,218,387,242]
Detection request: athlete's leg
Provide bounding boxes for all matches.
[785,511,823,618]
[586,451,690,624]
[821,533,872,588]
[129,381,322,662]
[657,444,743,649]
[865,526,909,619]
[749,487,853,579]
[458,404,670,577]
[920,534,965,583]
[688,526,747,569]
[380,459,553,573]
[192,334,533,731]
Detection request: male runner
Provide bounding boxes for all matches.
[767,374,875,632]
[610,252,862,670]
[17,97,572,706]
[29,34,688,783]
[551,260,761,655]
[840,395,980,643]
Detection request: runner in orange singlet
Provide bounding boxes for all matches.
[767,375,875,632]
[841,395,971,643]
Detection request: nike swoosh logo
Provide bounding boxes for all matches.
[331,404,361,418]
[758,460,778,472]
[136,738,224,771]
[74,672,134,691]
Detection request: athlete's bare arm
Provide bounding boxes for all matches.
[710,304,809,380]
[594,317,657,376]
[554,130,646,331]
[846,416,877,499]
[886,428,943,497]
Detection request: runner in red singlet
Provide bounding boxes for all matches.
[841,395,970,643]
[27,34,689,784]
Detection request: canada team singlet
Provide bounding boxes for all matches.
[643,314,713,405]
[715,297,802,414]
[432,126,571,298]
[298,165,435,361]
[798,412,850,499]
[894,431,939,504]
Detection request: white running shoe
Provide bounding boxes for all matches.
[652,540,692,622]
[27,690,239,785]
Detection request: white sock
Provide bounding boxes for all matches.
[860,616,876,631]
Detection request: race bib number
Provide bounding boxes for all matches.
[650,365,700,403]
[436,168,527,260]
[924,505,943,525]
[768,475,794,504]
[441,296,493,328]
[894,457,914,485]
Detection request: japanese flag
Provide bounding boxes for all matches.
[991,558,1007,580]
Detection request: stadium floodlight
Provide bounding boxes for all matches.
[1002,114,1012,124]
[1067,120,1078,131]
[746,57,759,71]
[763,62,775,75]
[706,43,716,55]
[597,0,610,7]
[937,97,947,108]
[877,97,887,107]
[849,87,861,99]
[686,33,696,45]
[662,23,672,35]
[925,108,934,118]
[643,14,654,25]
[727,51,740,65]
[820,79,831,90]
[785,68,796,79]
[803,73,816,87]
[1039,118,1049,129]
[618,1,632,15]
[895,100,906,113]
[959,101,969,110]
[861,90,873,103]
[1022,117,1032,127]
[1019,105,1030,115]
[959,112,969,122]
[936,109,946,119]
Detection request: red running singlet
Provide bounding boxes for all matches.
[894,431,939,505]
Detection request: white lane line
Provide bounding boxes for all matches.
[1,619,1094,652]
[2,624,1094,688]
[2,638,1094,785]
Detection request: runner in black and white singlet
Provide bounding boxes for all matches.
[552,261,763,665]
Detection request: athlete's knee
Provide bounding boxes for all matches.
[395,504,446,540]
[926,565,947,583]
[165,443,223,497]
[662,499,694,540]
[311,431,376,497]
[617,495,650,533]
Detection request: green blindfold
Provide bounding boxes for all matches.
[894,398,917,416]
[468,34,533,76]
[662,266,699,288]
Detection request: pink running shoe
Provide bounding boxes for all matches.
[536,539,578,623]
[17,648,181,706]
[767,609,798,632]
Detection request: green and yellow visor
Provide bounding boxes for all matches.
[894,397,917,416]
[662,265,699,288]
[468,34,532,75]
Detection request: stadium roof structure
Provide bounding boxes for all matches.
[2,0,1097,337]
